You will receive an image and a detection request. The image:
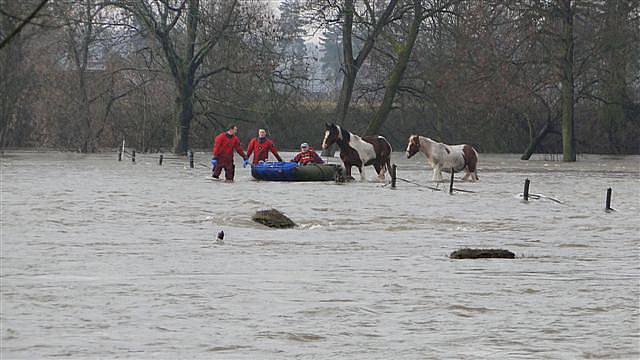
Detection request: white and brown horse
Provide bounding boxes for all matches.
[322,123,392,181]
[406,135,479,182]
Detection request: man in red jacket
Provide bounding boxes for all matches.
[246,129,283,164]
[212,125,248,181]
[292,142,324,165]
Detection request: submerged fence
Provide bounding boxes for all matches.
[119,148,211,169]
[116,149,619,212]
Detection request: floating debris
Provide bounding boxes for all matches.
[450,248,516,259]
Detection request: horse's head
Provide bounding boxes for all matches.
[322,123,341,149]
[406,135,420,158]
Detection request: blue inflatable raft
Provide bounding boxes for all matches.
[251,162,339,182]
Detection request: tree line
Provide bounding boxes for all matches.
[1,0,638,160]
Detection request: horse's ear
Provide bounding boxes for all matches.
[324,122,330,128]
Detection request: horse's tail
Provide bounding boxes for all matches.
[382,136,392,174]
[463,145,479,180]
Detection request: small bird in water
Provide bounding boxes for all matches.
[216,230,224,243]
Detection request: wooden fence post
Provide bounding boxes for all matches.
[449,168,455,194]
[391,164,397,188]
[605,188,613,211]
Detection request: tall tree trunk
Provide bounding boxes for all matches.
[80,72,92,152]
[560,0,576,161]
[601,0,628,153]
[336,72,356,125]
[365,0,422,135]
[173,0,199,155]
[335,0,355,125]
[174,85,194,154]
[323,0,355,156]
[0,9,21,149]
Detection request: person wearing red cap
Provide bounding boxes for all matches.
[246,129,283,164]
[211,124,248,181]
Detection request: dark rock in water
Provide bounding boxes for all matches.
[450,248,516,259]
[252,209,296,229]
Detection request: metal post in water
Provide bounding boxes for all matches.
[132,150,136,163]
[188,150,194,168]
[523,178,530,201]
[159,154,163,165]
[605,188,613,211]
[391,164,397,188]
[449,168,455,194]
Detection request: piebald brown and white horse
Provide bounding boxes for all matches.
[406,135,479,182]
[322,123,392,181]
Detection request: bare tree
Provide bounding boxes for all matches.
[336,0,398,125]
[54,0,144,152]
[116,0,255,154]
[0,0,48,50]
[366,0,460,135]
[1,0,52,148]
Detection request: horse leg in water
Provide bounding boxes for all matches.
[432,164,444,182]
[374,162,385,182]
[343,162,356,181]
[463,168,479,182]
[385,156,391,181]
[460,161,479,182]
[468,169,479,182]
[358,165,366,182]
[469,164,479,182]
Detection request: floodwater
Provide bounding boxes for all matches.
[1,151,639,359]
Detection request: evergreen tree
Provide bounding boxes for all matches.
[319,24,342,85]
[278,0,307,76]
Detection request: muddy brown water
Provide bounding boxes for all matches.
[1,151,639,358]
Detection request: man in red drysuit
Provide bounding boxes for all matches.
[211,125,248,181]
[246,129,283,164]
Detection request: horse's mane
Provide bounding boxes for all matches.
[416,135,438,156]
[418,135,440,145]
[335,125,351,148]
